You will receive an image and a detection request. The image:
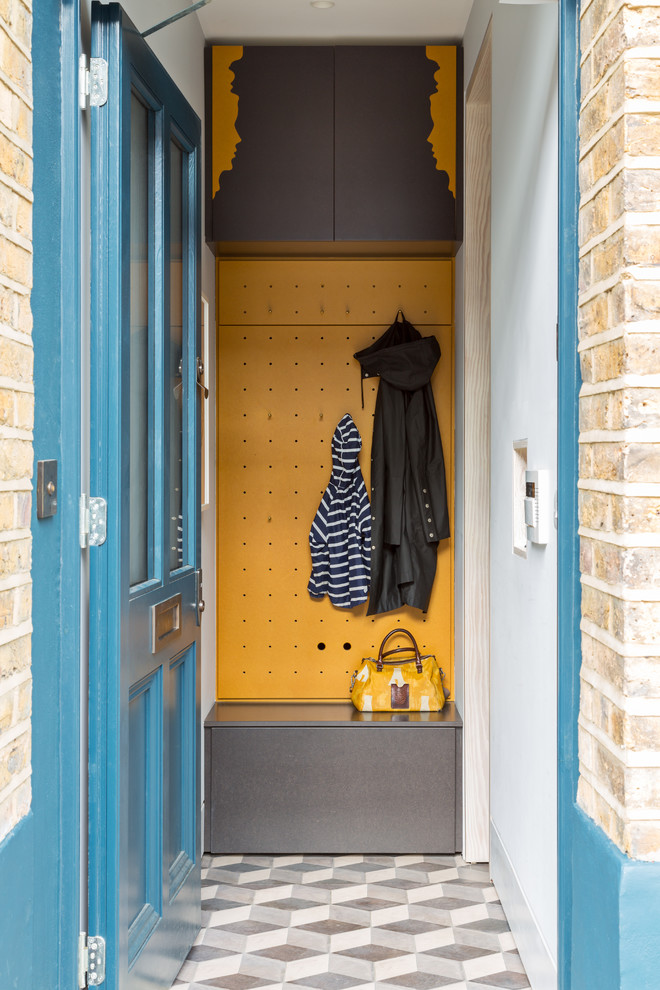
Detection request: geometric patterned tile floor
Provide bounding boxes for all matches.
[171,855,531,990]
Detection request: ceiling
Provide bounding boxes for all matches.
[197,0,474,45]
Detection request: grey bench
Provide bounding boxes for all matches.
[204,702,462,854]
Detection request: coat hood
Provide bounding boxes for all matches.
[354,314,440,391]
[331,413,362,487]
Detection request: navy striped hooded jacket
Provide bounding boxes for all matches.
[307,414,372,608]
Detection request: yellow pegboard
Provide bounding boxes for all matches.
[216,259,454,701]
[218,259,452,326]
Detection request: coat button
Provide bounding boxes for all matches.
[372,515,376,521]
[422,488,427,494]
[372,545,376,550]
[425,503,430,508]
[364,373,369,378]
[427,518,432,523]
[429,532,434,538]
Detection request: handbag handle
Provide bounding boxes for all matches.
[377,628,422,673]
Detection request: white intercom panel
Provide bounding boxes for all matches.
[524,469,550,545]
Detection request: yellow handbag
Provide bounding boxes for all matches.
[350,628,447,712]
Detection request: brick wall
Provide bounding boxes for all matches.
[0,0,32,845]
[577,0,660,859]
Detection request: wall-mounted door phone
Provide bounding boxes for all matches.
[524,469,550,545]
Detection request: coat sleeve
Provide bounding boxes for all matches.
[406,388,450,543]
[356,480,372,576]
[307,496,330,598]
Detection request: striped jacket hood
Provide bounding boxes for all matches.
[331,413,363,488]
[307,413,371,609]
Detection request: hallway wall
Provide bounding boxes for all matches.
[214,259,455,702]
[457,4,558,989]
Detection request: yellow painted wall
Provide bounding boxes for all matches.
[216,258,454,702]
[426,46,457,196]
[211,45,243,196]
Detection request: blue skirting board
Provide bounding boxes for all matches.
[569,806,660,990]
[0,815,34,988]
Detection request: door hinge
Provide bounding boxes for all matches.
[78,932,106,988]
[80,494,108,548]
[79,54,108,109]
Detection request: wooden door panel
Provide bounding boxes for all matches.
[127,669,163,965]
[167,646,197,899]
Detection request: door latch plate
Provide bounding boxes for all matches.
[36,460,58,519]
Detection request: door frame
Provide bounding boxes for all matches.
[557,0,581,986]
[0,0,85,987]
[461,22,492,864]
[33,0,83,980]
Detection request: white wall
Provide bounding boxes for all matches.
[454,244,465,720]
[458,4,558,988]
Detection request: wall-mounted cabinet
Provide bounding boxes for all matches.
[206,45,462,249]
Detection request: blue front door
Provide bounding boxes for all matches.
[88,5,202,987]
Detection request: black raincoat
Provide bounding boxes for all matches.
[355,314,449,615]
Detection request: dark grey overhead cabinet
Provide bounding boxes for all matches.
[334,46,459,242]
[208,46,335,243]
[206,45,462,247]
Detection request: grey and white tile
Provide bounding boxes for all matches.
[252,897,331,927]
[371,919,453,953]
[288,919,371,953]
[467,972,531,989]
[171,855,530,990]
[330,942,416,981]
[331,897,410,927]
[241,943,330,982]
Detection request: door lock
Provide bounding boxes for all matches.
[195,569,205,625]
